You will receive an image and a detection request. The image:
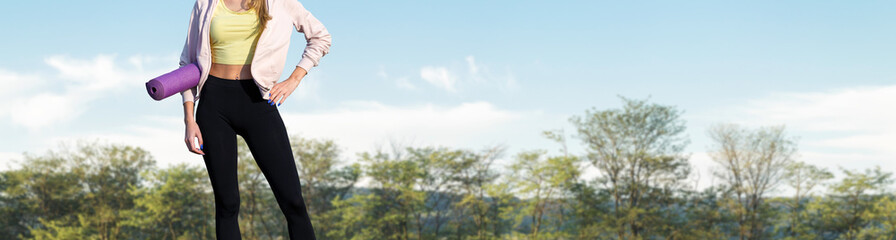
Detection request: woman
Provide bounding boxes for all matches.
[177,0,331,238]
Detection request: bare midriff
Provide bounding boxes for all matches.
[210,63,253,80]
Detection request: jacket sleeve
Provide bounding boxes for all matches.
[287,0,332,73]
[179,0,200,103]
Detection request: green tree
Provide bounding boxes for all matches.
[566,177,614,239]
[708,123,796,240]
[120,163,213,240]
[854,194,896,239]
[406,146,465,239]
[15,139,156,240]
[807,166,892,239]
[359,143,425,240]
[220,135,361,239]
[453,145,509,239]
[569,96,691,239]
[289,135,361,238]
[673,186,733,239]
[507,148,579,239]
[291,135,360,213]
[780,161,832,239]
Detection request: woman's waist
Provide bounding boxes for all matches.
[209,63,253,80]
[205,73,256,91]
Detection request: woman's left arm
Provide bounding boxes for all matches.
[270,0,332,105]
[289,0,332,75]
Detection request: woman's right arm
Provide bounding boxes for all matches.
[184,100,204,155]
[181,0,204,155]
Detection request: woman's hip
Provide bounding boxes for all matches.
[198,74,277,120]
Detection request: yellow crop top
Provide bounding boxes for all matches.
[210,0,262,65]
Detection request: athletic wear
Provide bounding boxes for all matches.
[210,0,261,65]
[197,74,317,240]
[178,0,332,103]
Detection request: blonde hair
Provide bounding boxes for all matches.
[248,0,273,31]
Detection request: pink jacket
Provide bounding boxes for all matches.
[178,0,332,103]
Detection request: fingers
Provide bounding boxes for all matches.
[189,136,198,154]
[268,92,287,107]
[267,81,297,107]
[185,137,197,154]
[268,84,278,104]
[193,136,205,155]
[197,132,204,149]
[277,92,290,106]
[186,135,205,155]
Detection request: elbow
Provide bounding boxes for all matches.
[179,48,191,67]
[313,32,332,56]
[318,28,332,43]
[180,86,197,103]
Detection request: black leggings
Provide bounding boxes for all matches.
[196,74,316,240]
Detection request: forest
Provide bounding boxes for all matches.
[2,97,894,240]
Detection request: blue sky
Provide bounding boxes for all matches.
[1,0,894,192]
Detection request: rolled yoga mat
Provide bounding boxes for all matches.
[145,62,201,101]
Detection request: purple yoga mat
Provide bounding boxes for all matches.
[145,62,201,101]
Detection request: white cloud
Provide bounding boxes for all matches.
[0,69,44,97]
[692,84,896,195]
[1,53,170,132]
[416,56,520,94]
[10,92,85,130]
[739,85,896,154]
[466,55,479,76]
[420,66,457,92]
[45,54,129,92]
[40,115,203,171]
[279,100,538,156]
[0,69,46,120]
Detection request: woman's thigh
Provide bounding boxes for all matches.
[239,110,307,204]
[196,83,241,205]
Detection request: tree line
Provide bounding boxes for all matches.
[1,97,894,239]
